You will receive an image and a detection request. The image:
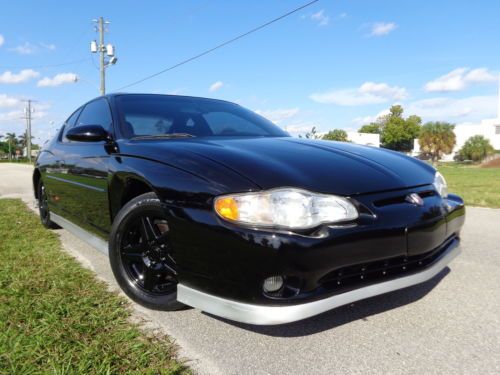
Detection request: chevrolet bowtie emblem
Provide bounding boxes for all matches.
[405,193,424,206]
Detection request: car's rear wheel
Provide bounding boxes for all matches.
[109,192,184,311]
[37,180,59,229]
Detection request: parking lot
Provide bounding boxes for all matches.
[1,162,499,374]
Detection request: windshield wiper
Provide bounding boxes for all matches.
[131,133,195,140]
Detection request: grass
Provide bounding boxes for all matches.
[438,164,500,208]
[0,199,190,375]
[0,159,33,164]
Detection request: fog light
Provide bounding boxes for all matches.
[263,276,284,293]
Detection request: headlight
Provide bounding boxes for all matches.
[214,188,358,229]
[433,172,448,198]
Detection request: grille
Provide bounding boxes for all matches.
[373,189,436,207]
[319,236,455,290]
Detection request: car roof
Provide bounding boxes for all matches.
[103,92,236,105]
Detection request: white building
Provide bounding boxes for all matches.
[347,132,380,147]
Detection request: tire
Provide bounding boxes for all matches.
[109,192,184,311]
[37,179,60,229]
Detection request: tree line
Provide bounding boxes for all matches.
[301,104,496,163]
[0,132,39,160]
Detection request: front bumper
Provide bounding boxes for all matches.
[177,237,460,325]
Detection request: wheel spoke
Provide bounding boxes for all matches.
[121,244,144,262]
[163,254,177,276]
[142,267,156,291]
[140,216,159,242]
[155,232,170,245]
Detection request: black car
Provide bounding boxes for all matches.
[33,94,465,325]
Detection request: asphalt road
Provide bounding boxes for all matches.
[1,163,499,374]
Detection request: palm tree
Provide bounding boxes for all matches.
[5,133,18,161]
[18,132,29,148]
[418,122,456,163]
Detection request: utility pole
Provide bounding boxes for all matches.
[21,100,35,163]
[91,17,117,96]
[98,17,105,95]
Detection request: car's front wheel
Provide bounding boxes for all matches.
[109,192,184,311]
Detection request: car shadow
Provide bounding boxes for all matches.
[203,267,450,337]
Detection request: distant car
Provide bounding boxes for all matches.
[33,94,465,325]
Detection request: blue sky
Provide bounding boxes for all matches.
[1,0,500,144]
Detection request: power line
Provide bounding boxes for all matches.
[114,0,320,91]
[0,58,90,70]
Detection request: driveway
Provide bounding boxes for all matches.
[1,163,498,374]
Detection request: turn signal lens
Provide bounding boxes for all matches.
[214,197,240,221]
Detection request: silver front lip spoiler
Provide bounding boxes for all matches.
[177,239,461,325]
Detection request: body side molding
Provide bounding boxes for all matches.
[51,212,109,255]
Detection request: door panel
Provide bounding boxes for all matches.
[63,144,111,235]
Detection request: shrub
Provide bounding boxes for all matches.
[322,129,349,142]
[457,135,495,162]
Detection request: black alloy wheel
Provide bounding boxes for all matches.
[109,192,184,310]
[121,214,177,294]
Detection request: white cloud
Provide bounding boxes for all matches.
[209,81,224,92]
[255,108,300,124]
[37,73,78,87]
[8,41,56,55]
[359,82,407,100]
[424,67,498,92]
[352,108,391,125]
[0,34,4,47]
[283,121,317,136]
[40,42,56,51]
[369,22,398,37]
[310,81,408,106]
[0,69,40,84]
[310,10,329,26]
[407,95,496,122]
[9,41,37,55]
[0,94,19,108]
[0,110,22,123]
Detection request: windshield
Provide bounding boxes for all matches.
[116,94,289,139]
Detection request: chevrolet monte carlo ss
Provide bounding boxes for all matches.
[33,94,465,325]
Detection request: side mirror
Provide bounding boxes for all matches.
[66,125,110,142]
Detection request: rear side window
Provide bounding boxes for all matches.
[77,98,113,132]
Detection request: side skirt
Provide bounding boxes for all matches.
[51,212,109,256]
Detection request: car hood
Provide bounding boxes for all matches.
[123,137,436,196]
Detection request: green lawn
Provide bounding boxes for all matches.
[438,164,500,208]
[0,199,190,375]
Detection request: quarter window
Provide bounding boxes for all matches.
[61,107,83,142]
[77,98,113,132]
